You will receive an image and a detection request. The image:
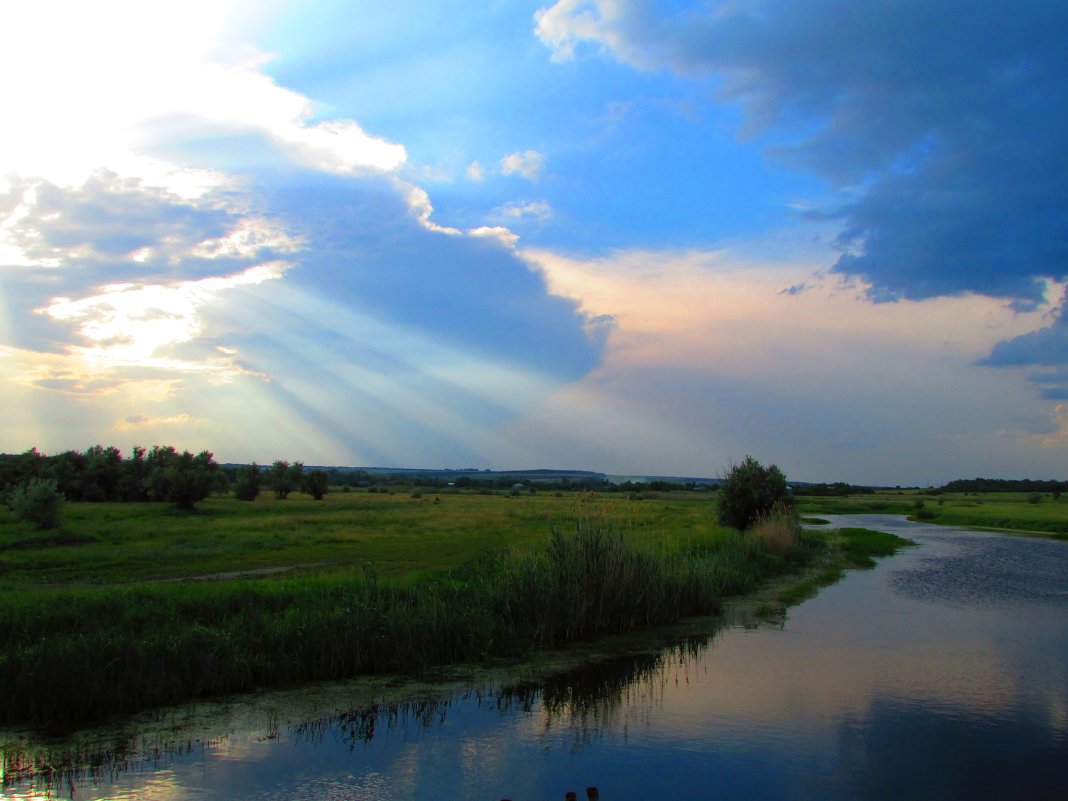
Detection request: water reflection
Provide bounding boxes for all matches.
[3,518,1066,800]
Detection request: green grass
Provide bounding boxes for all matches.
[798,491,1068,536]
[0,491,823,728]
[836,527,915,568]
[775,527,914,606]
[0,491,727,584]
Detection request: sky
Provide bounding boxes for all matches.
[2,0,1066,486]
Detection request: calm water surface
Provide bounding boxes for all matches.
[3,516,1066,800]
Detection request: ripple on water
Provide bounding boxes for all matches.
[892,532,1068,609]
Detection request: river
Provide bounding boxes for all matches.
[2,515,1066,800]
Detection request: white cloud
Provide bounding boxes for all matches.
[40,261,289,381]
[467,161,486,181]
[469,226,520,248]
[493,200,553,225]
[535,0,612,62]
[192,217,304,260]
[0,0,405,194]
[500,150,546,180]
[403,183,462,235]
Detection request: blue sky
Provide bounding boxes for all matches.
[1,0,1066,485]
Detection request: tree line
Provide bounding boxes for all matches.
[939,477,1068,494]
[0,446,332,517]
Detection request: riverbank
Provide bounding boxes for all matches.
[0,494,800,728]
[1,524,914,796]
[0,492,913,730]
[798,490,1068,539]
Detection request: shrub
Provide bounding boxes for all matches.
[717,455,791,530]
[304,469,330,501]
[233,463,261,501]
[8,478,64,530]
[1027,493,1042,505]
[750,503,801,554]
[144,447,220,510]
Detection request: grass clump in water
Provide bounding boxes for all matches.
[837,527,915,568]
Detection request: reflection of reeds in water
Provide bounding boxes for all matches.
[292,694,458,746]
[294,632,720,752]
[2,629,719,794]
[1,735,205,796]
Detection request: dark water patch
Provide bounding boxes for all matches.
[892,532,1068,608]
[838,695,1068,801]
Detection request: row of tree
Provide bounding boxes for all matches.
[0,447,331,511]
[939,477,1068,494]
[0,446,222,509]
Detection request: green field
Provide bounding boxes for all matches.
[2,489,833,728]
[0,490,729,585]
[798,490,1068,537]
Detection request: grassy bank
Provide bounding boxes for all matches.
[798,490,1068,538]
[776,527,915,606]
[0,493,821,728]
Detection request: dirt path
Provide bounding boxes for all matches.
[155,562,331,582]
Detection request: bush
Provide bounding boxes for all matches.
[717,456,791,530]
[749,503,801,554]
[8,479,64,530]
[304,469,330,501]
[233,463,261,502]
[144,447,220,510]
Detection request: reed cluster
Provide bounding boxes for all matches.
[0,518,817,727]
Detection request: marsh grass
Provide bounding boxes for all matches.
[749,503,801,554]
[0,506,818,728]
[775,527,913,606]
[835,527,915,568]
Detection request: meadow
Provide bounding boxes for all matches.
[0,490,730,584]
[1,489,843,728]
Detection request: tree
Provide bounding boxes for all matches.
[7,478,64,530]
[234,462,262,501]
[269,460,304,499]
[304,468,330,501]
[118,445,149,502]
[144,446,220,510]
[717,455,791,530]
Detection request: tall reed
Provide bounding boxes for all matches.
[0,516,818,727]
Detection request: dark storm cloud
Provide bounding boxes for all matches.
[542,0,1068,304]
[980,293,1068,396]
